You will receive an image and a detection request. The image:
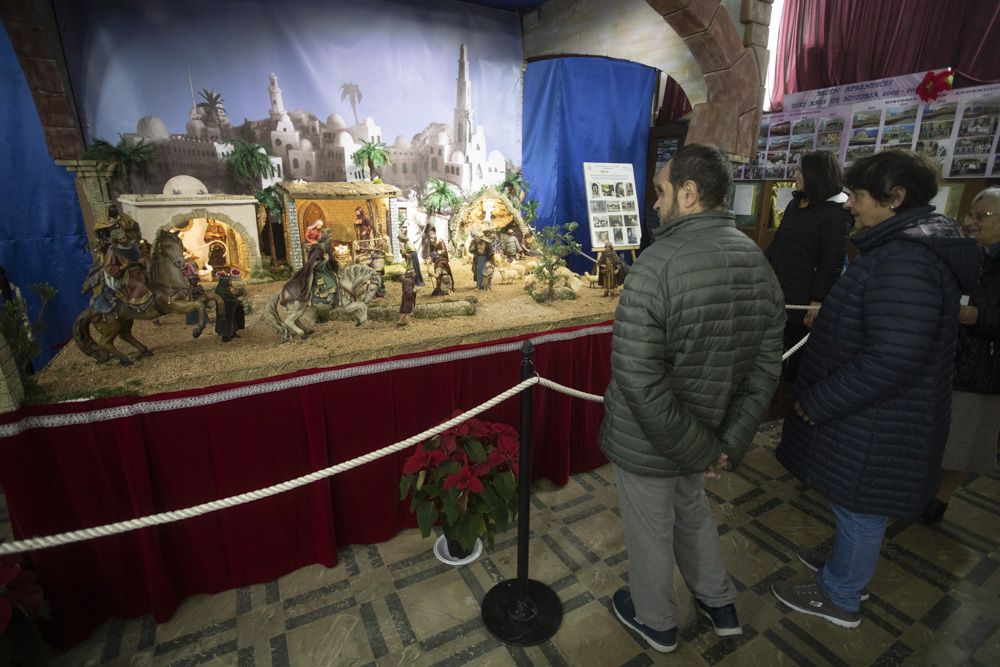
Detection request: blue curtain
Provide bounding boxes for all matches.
[522,57,657,273]
[0,30,92,369]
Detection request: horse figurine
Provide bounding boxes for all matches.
[263,244,380,341]
[73,229,223,365]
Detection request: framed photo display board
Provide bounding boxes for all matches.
[583,162,642,251]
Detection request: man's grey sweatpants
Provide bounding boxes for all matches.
[613,464,736,631]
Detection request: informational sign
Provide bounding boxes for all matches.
[783,72,927,113]
[583,162,642,251]
[735,78,1000,181]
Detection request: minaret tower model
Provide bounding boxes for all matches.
[268,73,286,121]
[453,44,474,147]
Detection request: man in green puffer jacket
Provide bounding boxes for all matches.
[602,144,785,653]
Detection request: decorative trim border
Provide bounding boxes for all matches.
[0,324,612,437]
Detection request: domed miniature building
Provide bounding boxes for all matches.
[162,175,209,196]
[435,131,450,146]
[393,135,411,149]
[186,118,206,137]
[300,138,313,151]
[327,113,347,129]
[334,131,354,148]
[136,115,169,141]
[451,149,466,163]
[363,116,376,127]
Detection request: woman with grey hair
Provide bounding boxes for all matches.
[922,186,1000,523]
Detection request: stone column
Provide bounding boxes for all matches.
[56,159,115,253]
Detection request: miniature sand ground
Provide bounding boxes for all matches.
[37,262,618,400]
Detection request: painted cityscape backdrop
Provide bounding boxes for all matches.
[53,0,523,196]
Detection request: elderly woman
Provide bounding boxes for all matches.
[772,151,979,628]
[921,186,1000,523]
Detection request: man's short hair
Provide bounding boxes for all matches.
[667,144,732,210]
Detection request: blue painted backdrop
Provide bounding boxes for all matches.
[0,30,91,370]
[522,57,657,274]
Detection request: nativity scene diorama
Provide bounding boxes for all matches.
[37,36,631,399]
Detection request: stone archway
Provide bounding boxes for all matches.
[647,0,772,159]
[164,208,260,274]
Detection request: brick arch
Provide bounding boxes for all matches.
[647,0,772,159]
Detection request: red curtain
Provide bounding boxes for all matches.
[0,323,612,647]
[655,75,692,125]
[771,0,1000,110]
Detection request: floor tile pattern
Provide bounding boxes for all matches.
[3,421,999,666]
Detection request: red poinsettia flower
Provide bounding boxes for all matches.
[402,443,447,475]
[487,436,520,479]
[916,68,954,102]
[442,463,486,493]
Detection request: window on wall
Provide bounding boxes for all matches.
[402,164,408,174]
[431,158,438,170]
[293,158,299,169]
[764,0,785,111]
[305,161,312,176]
[275,138,282,147]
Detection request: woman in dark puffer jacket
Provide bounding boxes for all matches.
[766,151,851,381]
[771,151,979,629]
[921,186,1000,523]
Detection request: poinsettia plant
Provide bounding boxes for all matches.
[400,416,519,554]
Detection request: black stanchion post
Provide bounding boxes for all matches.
[481,340,563,645]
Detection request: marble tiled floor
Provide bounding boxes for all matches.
[6,421,1000,666]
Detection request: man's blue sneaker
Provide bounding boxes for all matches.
[694,598,744,637]
[611,587,678,653]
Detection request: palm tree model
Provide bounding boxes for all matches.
[255,186,284,268]
[351,140,391,181]
[500,170,527,202]
[422,177,462,244]
[223,140,277,193]
[198,88,226,129]
[83,135,155,195]
[340,82,363,125]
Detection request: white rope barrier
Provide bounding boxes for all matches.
[785,304,821,310]
[783,333,810,361]
[1,313,816,555]
[0,376,541,555]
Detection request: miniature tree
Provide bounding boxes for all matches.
[340,82,363,125]
[352,140,391,181]
[422,178,462,245]
[255,186,284,268]
[0,281,57,379]
[198,88,226,129]
[224,140,277,193]
[528,222,581,303]
[500,170,526,202]
[83,135,155,194]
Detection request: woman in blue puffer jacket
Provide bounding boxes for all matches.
[771,151,980,629]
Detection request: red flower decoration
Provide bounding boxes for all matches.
[487,436,520,479]
[401,443,447,475]
[443,463,485,493]
[916,68,954,102]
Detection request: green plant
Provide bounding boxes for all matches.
[500,170,527,202]
[400,416,519,553]
[521,199,540,227]
[340,82,364,125]
[198,87,226,127]
[83,135,155,194]
[225,141,277,194]
[0,283,56,377]
[422,178,462,245]
[529,222,581,303]
[351,140,391,180]
[254,185,284,266]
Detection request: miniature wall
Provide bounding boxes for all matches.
[117,196,261,274]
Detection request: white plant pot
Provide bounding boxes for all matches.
[433,534,483,566]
